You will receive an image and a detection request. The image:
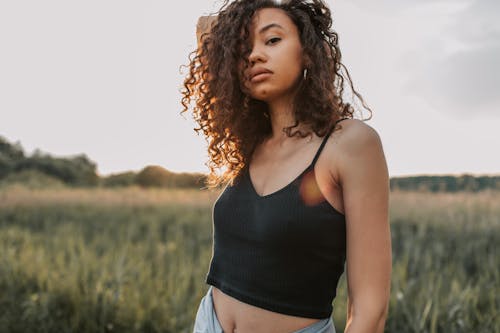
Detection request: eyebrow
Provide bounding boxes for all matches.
[258,23,285,34]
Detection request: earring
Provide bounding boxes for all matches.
[303,68,308,80]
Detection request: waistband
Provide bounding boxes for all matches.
[193,286,336,333]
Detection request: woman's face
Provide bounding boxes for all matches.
[238,7,305,102]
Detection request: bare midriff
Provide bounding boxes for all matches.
[211,287,323,333]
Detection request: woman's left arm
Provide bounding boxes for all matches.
[336,120,392,333]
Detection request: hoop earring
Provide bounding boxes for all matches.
[303,68,308,80]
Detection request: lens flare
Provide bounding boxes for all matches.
[298,170,326,206]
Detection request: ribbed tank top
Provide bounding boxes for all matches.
[205,119,347,319]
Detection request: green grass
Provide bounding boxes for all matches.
[0,187,498,332]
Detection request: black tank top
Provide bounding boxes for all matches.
[205,119,347,319]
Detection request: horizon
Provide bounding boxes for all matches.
[3,133,498,179]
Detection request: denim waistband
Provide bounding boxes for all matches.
[192,286,336,333]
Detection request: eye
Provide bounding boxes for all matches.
[266,37,281,45]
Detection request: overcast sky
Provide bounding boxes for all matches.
[1,0,498,177]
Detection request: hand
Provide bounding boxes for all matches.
[196,15,218,46]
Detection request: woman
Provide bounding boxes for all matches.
[181,1,392,332]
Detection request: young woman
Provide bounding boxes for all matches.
[181,1,392,332]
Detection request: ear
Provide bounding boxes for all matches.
[196,15,218,47]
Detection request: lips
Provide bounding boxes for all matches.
[248,68,273,81]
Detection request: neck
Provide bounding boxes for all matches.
[266,94,311,146]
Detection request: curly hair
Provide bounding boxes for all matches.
[180,0,372,189]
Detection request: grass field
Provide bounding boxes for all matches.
[0,185,498,332]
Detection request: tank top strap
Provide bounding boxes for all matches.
[310,118,349,167]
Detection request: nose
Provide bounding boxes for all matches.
[248,45,266,65]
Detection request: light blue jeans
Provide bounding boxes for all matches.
[192,286,336,333]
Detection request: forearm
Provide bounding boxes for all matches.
[344,316,386,333]
[344,308,388,333]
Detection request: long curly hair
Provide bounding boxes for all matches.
[180,0,372,189]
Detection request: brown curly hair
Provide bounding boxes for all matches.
[180,0,372,189]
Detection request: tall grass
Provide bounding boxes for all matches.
[0,186,498,332]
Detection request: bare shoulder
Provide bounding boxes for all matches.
[325,118,386,183]
[333,118,381,146]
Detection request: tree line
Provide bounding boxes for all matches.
[0,136,206,189]
[1,135,498,191]
[390,174,499,192]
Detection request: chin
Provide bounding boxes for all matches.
[248,87,281,102]
[247,80,299,102]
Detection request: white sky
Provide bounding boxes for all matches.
[1,0,498,177]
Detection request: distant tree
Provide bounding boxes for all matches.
[173,171,207,188]
[16,151,99,186]
[135,165,174,188]
[101,171,137,187]
[0,136,26,178]
[0,169,67,189]
[134,166,207,188]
